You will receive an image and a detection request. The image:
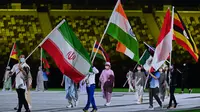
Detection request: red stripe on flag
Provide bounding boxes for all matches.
[156,9,171,46]
[173,37,199,62]
[41,39,85,83]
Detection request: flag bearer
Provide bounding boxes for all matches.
[82,66,99,112]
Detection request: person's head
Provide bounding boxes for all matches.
[39,66,42,70]
[6,66,10,70]
[159,68,163,73]
[105,62,111,70]
[137,65,142,71]
[19,55,25,63]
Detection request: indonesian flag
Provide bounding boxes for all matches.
[151,9,173,71]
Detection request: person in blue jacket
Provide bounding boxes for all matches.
[148,68,162,110]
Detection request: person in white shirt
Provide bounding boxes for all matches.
[82,66,99,112]
[10,55,31,112]
[2,66,12,91]
[36,66,44,91]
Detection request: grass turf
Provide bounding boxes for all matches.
[46,88,200,93]
[173,109,200,112]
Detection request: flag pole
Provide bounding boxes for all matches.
[6,43,15,67]
[25,19,66,61]
[40,47,43,67]
[123,50,147,87]
[169,6,174,84]
[91,0,120,64]
[90,40,97,60]
[91,26,108,64]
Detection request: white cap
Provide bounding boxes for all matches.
[105,62,111,66]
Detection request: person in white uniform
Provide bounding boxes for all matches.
[83,66,99,112]
[10,55,31,112]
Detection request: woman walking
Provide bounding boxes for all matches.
[61,75,78,108]
[159,68,166,102]
[134,65,146,104]
[99,62,115,106]
[36,66,44,91]
[2,66,12,91]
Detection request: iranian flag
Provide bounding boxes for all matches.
[106,0,139,62]
[10,41,21,60]
[40,19,91,83]
[151,9,173,71]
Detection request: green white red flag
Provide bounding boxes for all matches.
[40,19,92,83]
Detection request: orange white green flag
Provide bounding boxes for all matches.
[106,0,139,62]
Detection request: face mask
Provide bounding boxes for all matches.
[105,66,109,69]
[137,67,141,71]
[20,58,25,63]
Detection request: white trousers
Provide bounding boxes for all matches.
[135,85,144,102]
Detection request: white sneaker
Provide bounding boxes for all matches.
[2,88,5,91]
[28,104,32,109]
[66,104,73,108]
[105,102,111,106]
[136,101,141,104]
[148,106,154,110]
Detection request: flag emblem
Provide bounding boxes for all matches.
[67,51,76,60]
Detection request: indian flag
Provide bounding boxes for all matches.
[40,19,91,83]
[106,0,139,62]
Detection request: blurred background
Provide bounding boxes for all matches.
[0,0,200,89]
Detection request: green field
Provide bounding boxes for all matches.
[174,109,200,112]
[46,88,200,93]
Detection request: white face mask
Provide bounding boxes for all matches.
[137,67,141,71]
[20,58,25,63]
[105,66,110,69]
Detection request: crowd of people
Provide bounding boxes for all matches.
[1,54,192,112]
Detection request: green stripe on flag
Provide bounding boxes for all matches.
[140,50,151,65]
[58,21,91,65]
[106,23,139,62]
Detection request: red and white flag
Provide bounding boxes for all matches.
[151,9,173,71]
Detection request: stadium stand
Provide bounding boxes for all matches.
[0,10,43,62]
[0,8,199,63]
[50,10,154,59]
